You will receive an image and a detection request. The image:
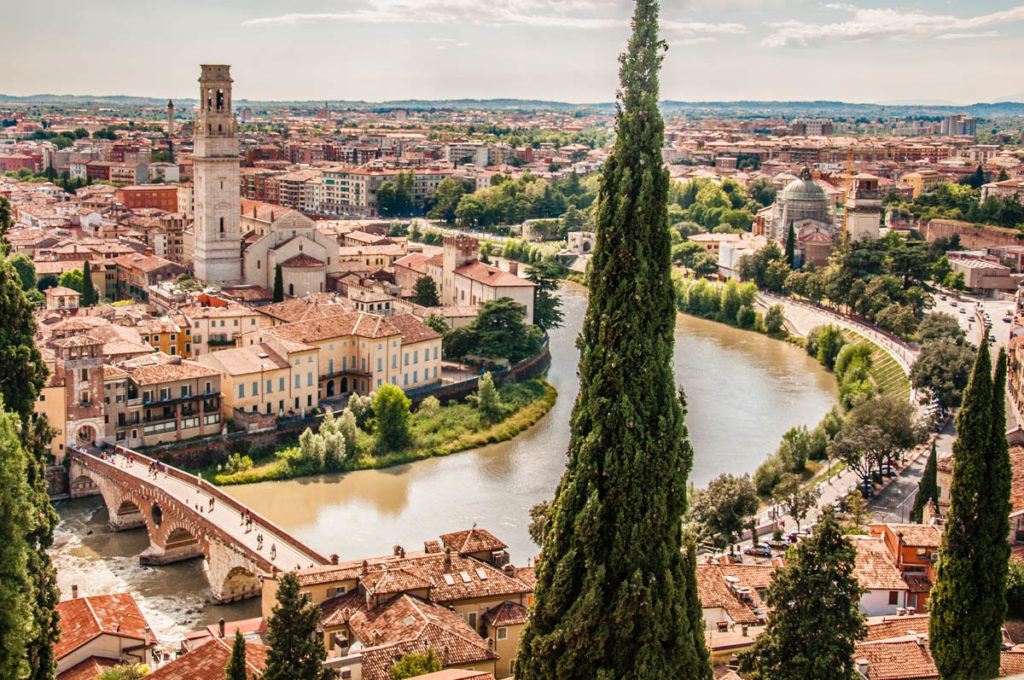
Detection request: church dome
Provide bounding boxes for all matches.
[781,167,826,204]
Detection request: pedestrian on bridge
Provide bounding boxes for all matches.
[270,544,276,560]
[209,497,215,511]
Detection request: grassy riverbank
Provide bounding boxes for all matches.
[208,379,558,486]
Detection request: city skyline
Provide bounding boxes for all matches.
[3,0,1024,104]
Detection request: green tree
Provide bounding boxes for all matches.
[262,572,334,680]
[689,473,758,548]
[35,274,58,293]
[0,260,47,420]
[424,314,448,335]
[739,509,865,679]
[764,304,786,335]
[371,384,412,454]
[772,473,820,531]
[467,371,502,423]
[0,403,32,679]
[528,500,551,545]
[910,442,939,523]
[470,297,543,363]
[411,276,440,307]
[527,260,564,332]
[918,312,966,344]
[81,259,97,306]
[427,178,466,224]
[784,224,796,268]
[388,650,441,679]
[58,269,83,294]
[911,337,974,410]
[930,343,1008,678]
[273,264,284,303]
[225,630,247,680]
[9,255,34,292]
[94,664,149,680]
[516,2,711,676]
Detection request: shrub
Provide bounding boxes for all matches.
[754,453,784,497]
[372,384,413,454]
[467,371,503,423]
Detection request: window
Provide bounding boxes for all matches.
[329,359,334,374]
[181,385,191,398]
[413,371,418,383]
[307,372,313,386]
[888,591,899,606]
[497,627,508,641]
[295,375,300,389]
[238,384,245,398]
[413,350,418,364]
[205,381,212,394]
[403,374,408,386]
[434,346,438,360]
[80,368,89,382]
[266,379,273,394]
[252,381,258,395]
[467,612,477,629]
[219,217,224,234]
[404,353,409,366]
[377,358,382,372]
[392,355,397,369]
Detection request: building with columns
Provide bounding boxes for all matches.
[193,64,242,285]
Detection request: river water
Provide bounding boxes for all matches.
[51,282,837,643]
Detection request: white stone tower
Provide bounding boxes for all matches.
[193,64,241,285]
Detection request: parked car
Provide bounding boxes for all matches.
[767,539,790,550]
[743,544,773,558]
[881,464,896,478]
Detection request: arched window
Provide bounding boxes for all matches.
[216,89,224,111]
[288,283,294,296]
[219,217,225,234]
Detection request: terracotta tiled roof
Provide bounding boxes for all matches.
[864,613,931,642]
[264,311,401,343]
[1010,445,1024,515]
[57,656,118,680]
[362,566,435,597]
[695,564,765,625]
[854,636,938,680]
[321,590,366,628]
[258,298,351,324]
[348,595,498,667]
[118,352,220,386]
[406,671,494,680]
[388,313,442,344]
[883,524,943,549]
[146,637,268,680]
[440,528,507,556]
[1002,647,1024,675]
[850,536,908,592]
[512,566,536,589]
[453,261,534,288]
[280,253,325,269]
[481,600,527,628]
[54,594,154,660]
[394,252,428,273]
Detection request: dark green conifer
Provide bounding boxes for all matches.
[739,508,865,679]
[224,630,247,680]
[0,402,32,679]
[81,260,96,306]
[273,264,284,303]
[930,342,1004,677]
[785,223,796,268]
[910,441,939,523]
[262,572,333,680]
[515,2,710,677]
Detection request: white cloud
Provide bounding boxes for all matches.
[243,0,747,35]
[762,4,1024,47]
[669,37,718,46]
[429,36,471,49]
[936,31,1000,41]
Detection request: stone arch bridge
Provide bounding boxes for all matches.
[69,447,329,603]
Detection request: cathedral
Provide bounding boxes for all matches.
[757,167,838,268]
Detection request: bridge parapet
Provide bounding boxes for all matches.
[68,447,329,603]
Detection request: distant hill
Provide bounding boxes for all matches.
[1,94,1023,117]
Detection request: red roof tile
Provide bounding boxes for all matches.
[146,638,268,680]
[54,594,154,660]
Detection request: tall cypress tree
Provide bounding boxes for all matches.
[81,260,96,306]
[739,508,865,679]
[910,441,939,523]
[515,2,710,677]
[0,402,33,680]
[784,223,796,269]
[273,264,284,303]
[980,349,1011,660]
[224,630,247,680]
[0,249,58,678]
[930,342,1002,677]
[262,572,333,680]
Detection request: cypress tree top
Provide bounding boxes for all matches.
[515,1,709,677]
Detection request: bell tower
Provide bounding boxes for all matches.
[192,64,241,285]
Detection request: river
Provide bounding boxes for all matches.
[51,282,837,644]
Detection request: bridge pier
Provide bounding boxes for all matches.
[205,542,263,604]
[108,500,146,532]
[140,526,205,565]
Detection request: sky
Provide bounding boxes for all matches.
[3,0,1023,104]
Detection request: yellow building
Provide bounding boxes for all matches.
[899,169,948,198]
[251,311,442,398]
[34,375,67,462]
[196,340,319,419]
[137,314,192,357]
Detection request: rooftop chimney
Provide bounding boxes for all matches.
[508,261,518,276]
[71,585,78,599]
[916,634,926,647]
[855,659,869,679]
[218,618,225,638]
[331,553,339,565]
[444,547,452,569]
